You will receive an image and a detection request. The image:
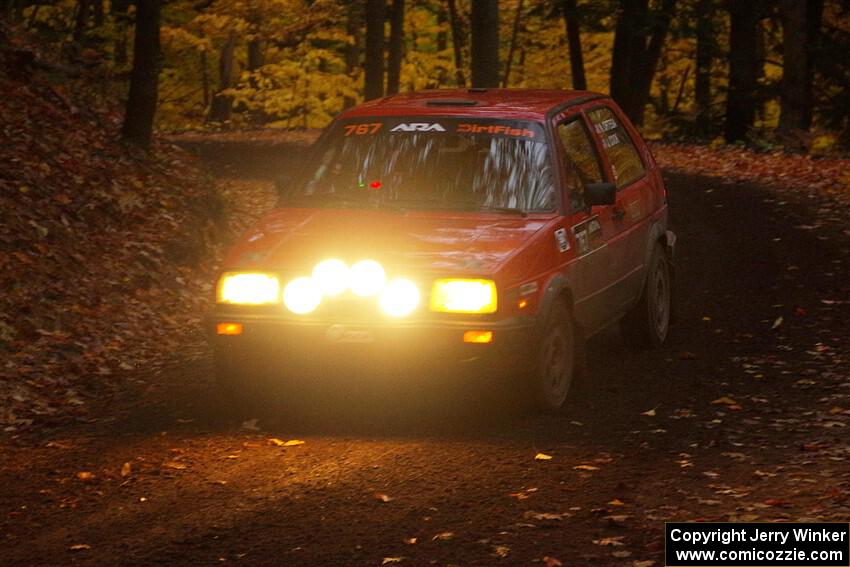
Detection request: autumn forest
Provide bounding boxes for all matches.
[7,0,850,153]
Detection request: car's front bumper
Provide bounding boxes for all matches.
[208,311,539,382]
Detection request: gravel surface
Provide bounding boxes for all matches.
[1,172,848,566]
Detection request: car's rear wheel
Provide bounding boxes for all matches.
[530,300,576,411]
[622,243,671,348]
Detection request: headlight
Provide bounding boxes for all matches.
[379,278,420,317]
[350,260,386,297]
[283,276,322,314]
[430,279,497,314]
[217,272,280,305]
[312,259,349,296]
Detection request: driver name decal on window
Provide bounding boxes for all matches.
[457,123,536,138]
[390,123,446,132]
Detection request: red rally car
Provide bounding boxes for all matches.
[211,89,675,411]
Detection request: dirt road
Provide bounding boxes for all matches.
[1,173,848,566]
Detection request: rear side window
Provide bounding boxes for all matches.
[587,107,645,188]
[556,118,604,212]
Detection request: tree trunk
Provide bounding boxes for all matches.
[344,2,362,108]
[92,0,103,27]
[364,0,385,101]
[207,34,235,123]
[112,0,129,66]
[200,46,210,109]
[502,0,523,87]
[724,0,759,142]
[387,0,405,95]
[804,0,823,129]
[694,0,713,137]
[470,0,499,88]
[610,0,676,125]
[778,0,808,148]
[73,0,90,42]
[121,0,160,149]
[562,0,586,90]
[446,0,466,87]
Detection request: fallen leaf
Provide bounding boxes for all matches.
[164,461,186,470]
[283,439,305,447]
[76,471,94,481]
[641,408,657,416]
[534,453,553,461]
[492,545,510,557]
[432,531,455,541]
[404,537,417,545]
[373,492,393,503]
[68,544,91,551]
[594,536,625,546]
[613,550,633,558]
[120,462,131,477]
[771,316,783,329]
[711,396,738,406]
[543,557,563,567]
[608,498,625,506]
[382,557,404,564]
[574,464,599,471]
[633,561,656,567]
[523,511,563,521]
[267,438,285,446]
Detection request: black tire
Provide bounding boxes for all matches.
[621,243,672,349]
[530,300,577,412]
[212,348,263,421]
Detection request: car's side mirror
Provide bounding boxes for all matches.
[585,182,617,207]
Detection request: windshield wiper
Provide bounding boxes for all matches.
[478,206,528,216]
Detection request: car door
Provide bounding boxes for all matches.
[552,112,619,333]
[585,105,652,313]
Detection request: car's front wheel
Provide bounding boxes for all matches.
[212,347,263,419]
[529,300,576,411]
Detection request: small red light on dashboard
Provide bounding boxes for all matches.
[216,322,243,335]
[463,330,493,344]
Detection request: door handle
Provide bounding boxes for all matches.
[612,205,626,221]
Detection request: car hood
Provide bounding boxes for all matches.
[223,207,552,276]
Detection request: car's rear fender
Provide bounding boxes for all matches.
[631,219,676,313]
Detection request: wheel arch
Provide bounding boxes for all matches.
[537,273,580,336]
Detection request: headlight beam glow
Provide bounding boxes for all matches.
[430,279,498,314]
[312,259,350,296]
[283,276,322,314]
[379,278,420,317]
[217,273,281,305]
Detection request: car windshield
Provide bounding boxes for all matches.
[290,117,556,213]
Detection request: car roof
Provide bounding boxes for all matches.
[339,88,606,122]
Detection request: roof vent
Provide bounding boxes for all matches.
[425,99,479,107]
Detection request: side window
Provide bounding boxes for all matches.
[587,107,646,189]
[556,118,604,212]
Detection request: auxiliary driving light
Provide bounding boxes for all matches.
[379,278,420,317]
[430,279,498,314]
[312,259,349,296]
[283,276,322,314]
[217,272,280,305]
[350,260,386,297]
